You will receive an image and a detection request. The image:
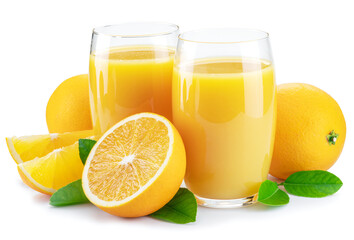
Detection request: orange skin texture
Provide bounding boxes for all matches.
[46,74,92,133]
[270,83,346,179]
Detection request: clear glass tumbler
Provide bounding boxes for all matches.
[172,28,276,208]
[89,22,179,137]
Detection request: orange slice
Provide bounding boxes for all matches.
[17,142,84,195]
[82,113,186,217]
[6,130,93,164]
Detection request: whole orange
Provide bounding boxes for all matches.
[270,83,346,179]
[46,74,92,133]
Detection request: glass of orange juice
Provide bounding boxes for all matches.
[173,29,276,207]
[89,23,179,137]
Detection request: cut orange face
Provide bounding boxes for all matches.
[82,113,186,217]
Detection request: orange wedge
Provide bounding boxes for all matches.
[6,130,93,164]
[82,113,186,217]
[17,142,84,195]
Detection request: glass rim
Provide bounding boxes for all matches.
[178,28,269,44]
[92,22,179,38]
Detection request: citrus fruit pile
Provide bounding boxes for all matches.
[6,74,95,195]
[6,73,187,218]
[5,73,346,219]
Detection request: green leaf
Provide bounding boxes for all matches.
[258,180,278,201]
[149,188,197,224]
[259,189,289,206]
[284,170,343,198]
[258,180,289,206]
[50,180,90,206]
[79,139,97,164]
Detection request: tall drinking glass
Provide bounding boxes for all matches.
[89,23,179,137]
[172,29,276,207]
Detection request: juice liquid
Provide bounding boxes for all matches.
[89,46,175,136]
[172,58,276,199]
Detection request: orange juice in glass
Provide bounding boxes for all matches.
[89,23,179,137]
[172,29,276,207]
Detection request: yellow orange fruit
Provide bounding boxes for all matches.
[46,74,92,133]
[6,130,93,164]
[18,142,85,195]
[270,83,346,179]
[82,113,186,217]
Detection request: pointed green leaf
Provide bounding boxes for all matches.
[259,188,290,206]
[79,139,97,164]
[258,180,289,206]
[258,180,278,201]
[149,188,197,224]
[50,180,90,206]
[284,170,343,198]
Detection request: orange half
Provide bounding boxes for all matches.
[82,113,186,217]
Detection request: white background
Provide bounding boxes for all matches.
[0,0,353,239]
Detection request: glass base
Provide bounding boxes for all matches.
[195,194,258,208]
